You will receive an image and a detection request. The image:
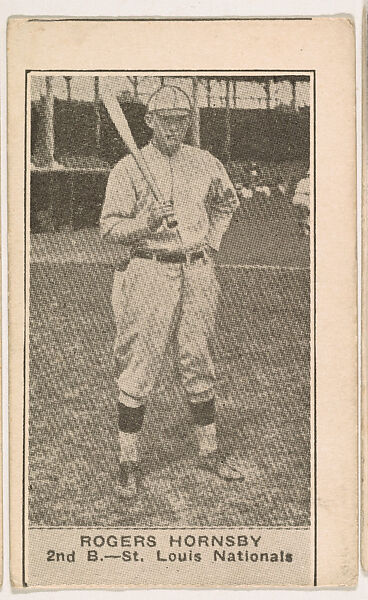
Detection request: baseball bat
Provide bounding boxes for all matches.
[101,85,178,229]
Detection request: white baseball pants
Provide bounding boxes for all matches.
[112,256,219,407]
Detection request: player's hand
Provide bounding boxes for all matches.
[205,244,218,261]
[146,203,175,232]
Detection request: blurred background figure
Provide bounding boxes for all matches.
[235,181,253,201]
[278,182,286,196]
[292,170,310,236]
[250,162,271,199]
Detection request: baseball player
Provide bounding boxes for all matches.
[100,85,243,497]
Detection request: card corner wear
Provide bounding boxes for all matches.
[8,16,357,590]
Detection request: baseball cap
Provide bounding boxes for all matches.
[146,85,192,116]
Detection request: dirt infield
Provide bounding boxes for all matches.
[28,261,310,528]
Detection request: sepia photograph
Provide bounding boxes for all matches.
[28,72,311,530]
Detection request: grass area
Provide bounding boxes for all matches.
[28,263,310,528]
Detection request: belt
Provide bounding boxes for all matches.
[132,248,206,264]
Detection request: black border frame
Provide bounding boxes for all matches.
[22,68,316,588]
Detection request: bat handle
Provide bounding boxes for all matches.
[161,204,177,229]
[165,215,178,229]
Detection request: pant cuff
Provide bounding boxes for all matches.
[119,390,146,408]
[187,388,215,405]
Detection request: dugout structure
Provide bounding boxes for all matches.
[30,74,310,232]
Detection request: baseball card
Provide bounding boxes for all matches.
[8,17,357,588]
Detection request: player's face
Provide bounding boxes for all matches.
[147,111,191,156]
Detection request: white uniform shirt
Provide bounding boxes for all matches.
[100,142,238,252]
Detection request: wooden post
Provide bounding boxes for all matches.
[191,76,201,147]
[265,77,271,110]
[133,76,139,100]
[206,78,211,107]
[63,76,74,229]
[224,78,231,163]
[44,76,55,166]
[291,79,297,111]
[64,76,72,101]
[128,76,139,100]
[94,76,101,150]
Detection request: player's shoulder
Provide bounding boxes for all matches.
[114,153,136,170]
[182,143,205,156]
[109,154,137,178]
[182,144,220,166]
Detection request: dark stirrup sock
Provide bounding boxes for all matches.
[189,397,216,426]
[118,402,146,433]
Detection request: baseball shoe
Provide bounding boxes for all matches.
[119,461,138,498]
[198,451,245,482]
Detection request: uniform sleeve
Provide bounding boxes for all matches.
[100,160,148,245]
[205,153,239,251]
